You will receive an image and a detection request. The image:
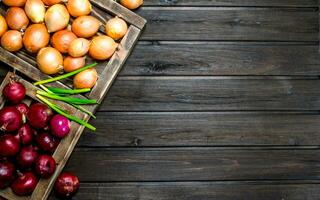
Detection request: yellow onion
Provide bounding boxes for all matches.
[42,0,63,6]
[63,56,85,72]
[105,17,128,40]
[3,0,27,7]
[25,0,46,23]
[6,7,29,31]
[73,68,98,89]
[72,16,101,38]
[37,47,63,75]
[66,0,92,17]
[23,24,50,53]
[68,38,90,57]
[51,30,77,53]
[89,35,118,60]
[120,0,143,10]
[1,30,23,52]
[45,4,70,33]
[0,15,8,38]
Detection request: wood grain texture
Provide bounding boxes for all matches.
[100,77,320,111]
[65,148,320,181]
[79,112,320,147]
[121,42,320,76]
[49,181,320,200]
[143,0,319,7]
[137,7,319,41]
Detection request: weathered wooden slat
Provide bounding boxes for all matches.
[49,181,320,200]
[100,77,320,111]
[65,148,320,181]
[1,42,320,76]
[79,111,320,147]
[121,42,320,76]
[143,0,319,7]
[136,7,318,41]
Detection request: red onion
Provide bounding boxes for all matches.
[0,134,20,157]
[15,124,34,145]
[11,171,38,196]
[54,172,80,198]
[0,161,15,186]
[50,114,71,138]
[15,102,28,115]
[27,103,53,129]
[3,82,26,104]
[36,132,59,153]
[34,155,56,178]
[0,106,22,132]
[17,146,38,168]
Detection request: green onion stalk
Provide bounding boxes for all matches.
[39,85,96,119]
[37,90,97,105]
[36,94,96,131]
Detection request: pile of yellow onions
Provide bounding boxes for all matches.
[0,0,141,89]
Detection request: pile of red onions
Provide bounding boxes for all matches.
[0,80,79,198]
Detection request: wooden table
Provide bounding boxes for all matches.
[44,0,319,199]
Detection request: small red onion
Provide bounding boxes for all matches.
[54,172,80,198]
[0,134,20,157]
[0,106,23,132]
[34,155,56,178]
[50,114,71,138]
[27,103,53,129]
[15,102,29,121]
[11,171,38,196]
[17,146,38,168]
[0,160,15,185]
[3,82,26,104]
[36,132,59,153]
[15,124,35,145]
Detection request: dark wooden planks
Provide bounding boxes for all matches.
[101,77,320,111]
[137,7,319,41]
[143,0,319,7]
[49,181,320,200]
[65,148,320,181]
[79,112,320,147]
[121,42,320,76]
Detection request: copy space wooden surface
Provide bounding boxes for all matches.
[0,0,314,199]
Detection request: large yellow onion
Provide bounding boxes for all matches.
[6,7,29,31]
[73,68,98,89]
[105,17,128,40]
[1,30,23,52]
[42,0,63,6]
[51,30,77,53]
[25,0,45,23]
[37,47,63,75]
[3,0,27,7]
[0,15,8,38]
[68,38,90,57]
[89,35,118,60]
[45,4,70,33]
[23,24,50,53]
[63,56,85,72]
[71,16,101,38]
[66,0,92,17]
[120,0,143,10]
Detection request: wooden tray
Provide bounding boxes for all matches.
[0,0,146,199]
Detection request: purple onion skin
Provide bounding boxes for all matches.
[0,106,23,132]
[27,103,53,129]
[16,124,35,145]
[36,132,60,153]
[3,82,26,104]
[50,115,71,138]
